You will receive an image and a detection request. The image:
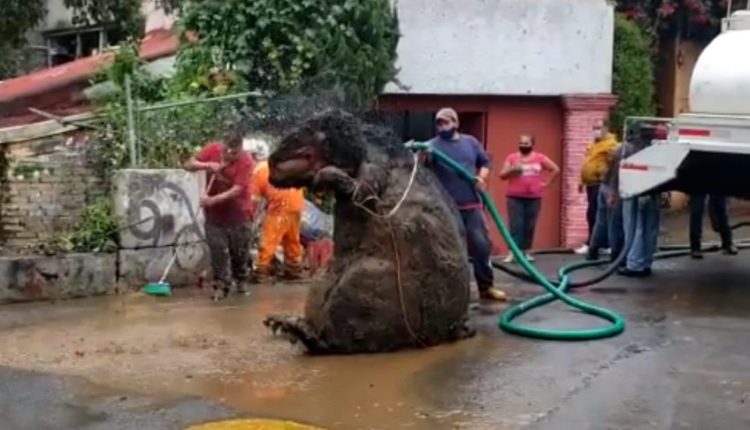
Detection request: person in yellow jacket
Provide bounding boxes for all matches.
[576,119,619,254]
[250,160,306,281]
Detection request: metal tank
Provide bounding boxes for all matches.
[689,11,750,115]
[618,10,750,199]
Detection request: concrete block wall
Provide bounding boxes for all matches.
[0,131,105,252]
[0,253,117,303]
[112,169,209,288]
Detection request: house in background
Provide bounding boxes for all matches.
[0,1,176,127]
[379,0,617,252]
[18,0,175,73]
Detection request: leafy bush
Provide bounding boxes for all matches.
[47,199,120,254]
[611,13,657,136]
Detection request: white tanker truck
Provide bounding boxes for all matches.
[619,10,750,200]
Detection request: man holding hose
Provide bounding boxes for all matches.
[184,127,255,298]
[425,107,507,302]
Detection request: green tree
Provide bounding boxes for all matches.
[0,0,47,79]
[611,13,657,136]
[176,0,400,109]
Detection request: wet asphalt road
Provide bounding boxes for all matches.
[0,366,234,430]
[1,249,750,430]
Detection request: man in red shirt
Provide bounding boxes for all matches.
[184,128,254,299]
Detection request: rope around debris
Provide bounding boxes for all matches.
[349,152,425,347]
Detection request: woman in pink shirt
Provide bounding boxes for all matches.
[499,134,560,262]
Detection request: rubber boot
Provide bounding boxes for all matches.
[282,263,305,281]
[252,267,271,284]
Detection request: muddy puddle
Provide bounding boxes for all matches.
[0,285,525,430]
[2,248,750,430]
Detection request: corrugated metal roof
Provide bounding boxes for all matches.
[0,29,179,104]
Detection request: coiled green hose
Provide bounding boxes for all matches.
[407,142,625,340]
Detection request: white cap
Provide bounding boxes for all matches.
[243,137,270,160]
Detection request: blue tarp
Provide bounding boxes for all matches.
[300,199,333,241]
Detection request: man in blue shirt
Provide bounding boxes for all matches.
[425,108,506,302]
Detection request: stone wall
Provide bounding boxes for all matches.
[0,120,106,253]
[0,119,212,299]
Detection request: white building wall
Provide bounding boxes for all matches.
[143,0,176,33]
[384,0,615,96]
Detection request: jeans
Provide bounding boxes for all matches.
[507,197,542,251]
[689,194,732,251]
[622,196,660,271]
[460,208,495,291]
[586,185,600,241]
[589,184,623,259]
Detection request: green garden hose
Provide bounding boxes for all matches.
[407,142,626,341]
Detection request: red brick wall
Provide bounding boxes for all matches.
[561,94,617,248]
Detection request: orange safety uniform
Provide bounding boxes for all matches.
[250,161,305,272]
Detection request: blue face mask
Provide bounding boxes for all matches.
[438,128,457,140]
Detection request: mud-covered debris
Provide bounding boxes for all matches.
[263,110,474,354]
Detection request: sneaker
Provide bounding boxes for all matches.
[503,254,514,264]
[601,248,612,255]
[617,267,652,278]
[723,245,738,256]
[480,287,508,302]
[575,244,589,255]
[691,250,704,260]
[525,253,535,262]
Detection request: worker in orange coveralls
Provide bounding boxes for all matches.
[250,160,305,282]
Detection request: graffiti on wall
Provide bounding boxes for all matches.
[114,170,209,272]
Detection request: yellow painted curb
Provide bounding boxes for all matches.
[186,418,327,430]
